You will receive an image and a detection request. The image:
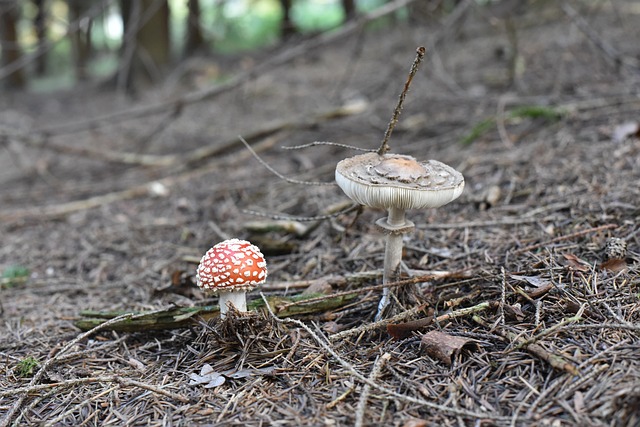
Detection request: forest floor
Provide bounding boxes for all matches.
[1,1,639,426]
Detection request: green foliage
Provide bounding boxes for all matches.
[1,265,30,289]
[460,105,566,145]
[16,356,39,377]
[460,118,495,145]
[508,105,566,121]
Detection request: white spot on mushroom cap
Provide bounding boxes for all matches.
[195,238,268,292]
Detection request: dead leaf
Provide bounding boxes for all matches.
[189,364,226,388]
[525,281,554,299]
[420,330,478,366]
[504,303,525,321]
[599,258,627,273]
[188,364,277,389]
[387,309,435,339]
[561,254,591,272]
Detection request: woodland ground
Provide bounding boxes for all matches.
[1,1,639,426]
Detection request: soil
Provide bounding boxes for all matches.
[1,2,639,426]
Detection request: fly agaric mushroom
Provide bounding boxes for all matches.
[335,152,464,320]
[196,239,267,318]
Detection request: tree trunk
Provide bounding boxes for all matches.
[279,0,297,39]
[342,0,356,22]
[119,0,171,91]
[33,0,47,75]
[68,0,92,81]
[0,0,26,89]
[185,0,206,55]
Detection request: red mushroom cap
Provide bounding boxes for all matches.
[196,239,267,292]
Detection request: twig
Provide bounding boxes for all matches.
[499,267,507,326]
[278,271,467,313]
[241,203,360,223]
[513,223,618,254]
[0,312,138,427]
[510,314,583,352]
[238,136,334,186]
[0,375,188,403]
[562,323,640,333]
[355,353,391,427]
[377,46,426,155]
[472,315,578,376]
[329,304,429,341]
[260,294,501,420]
[282,141,375,152]
[12,101,364,168]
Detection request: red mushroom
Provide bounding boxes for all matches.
[196,239,268,318]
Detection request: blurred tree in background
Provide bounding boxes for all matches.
[0,0,396,93]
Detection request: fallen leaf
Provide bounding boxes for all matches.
[387,309,435,339]
[504,303,525,321]
[561,254,591,272]
[188,364,226,388]
[599,258,627,273]
[188,364,277,388]
[420,330,478,366]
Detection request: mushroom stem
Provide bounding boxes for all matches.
[218,291,247,318]
[376,207,408,321]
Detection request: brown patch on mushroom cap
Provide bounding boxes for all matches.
[196,239,267,292]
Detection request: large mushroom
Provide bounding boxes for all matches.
[335,152,464,319]
[196,239,268,318]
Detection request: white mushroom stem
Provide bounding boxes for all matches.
[218,291,247,318]
[376,206,408,321]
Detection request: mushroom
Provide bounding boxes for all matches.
[335,152,464,320]
[196,239,268,318]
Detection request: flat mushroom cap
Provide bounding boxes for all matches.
[196,239,267,292]
[335,152,465,210]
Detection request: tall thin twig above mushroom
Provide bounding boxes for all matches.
[334,47,465,320]
[377,46,426,156]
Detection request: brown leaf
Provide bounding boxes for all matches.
[561,253,591,272]
[420,330,478,366]
[504,303,525,321]
[387,309,434,339]
[599,258,627,273]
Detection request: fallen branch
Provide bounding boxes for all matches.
[12,100,366,168]
[0,134,281,223]
[74,292,358,332]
